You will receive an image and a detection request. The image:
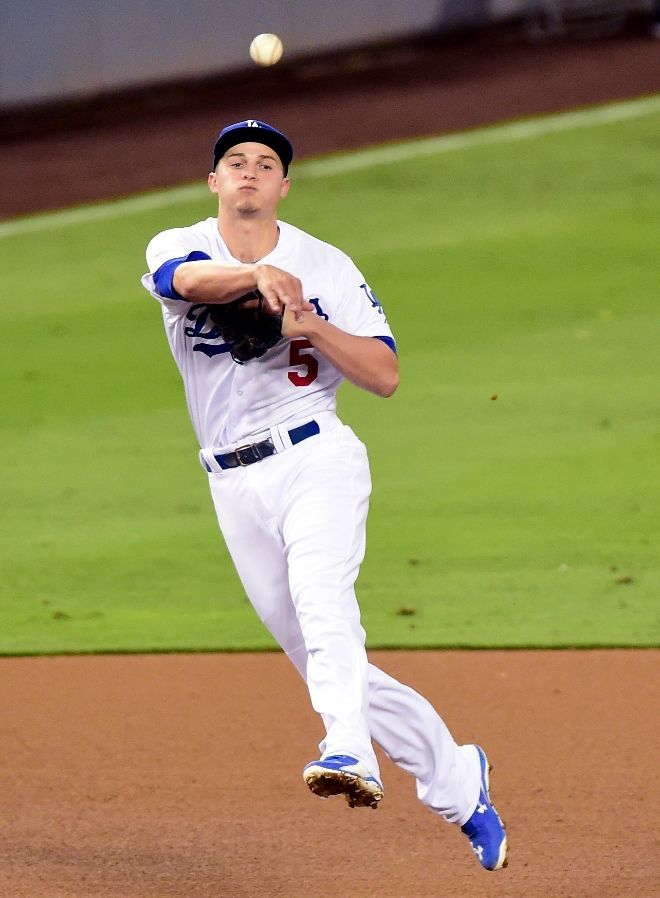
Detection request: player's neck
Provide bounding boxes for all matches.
[217,215,279,264]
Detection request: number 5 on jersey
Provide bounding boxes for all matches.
[288,339,318,386]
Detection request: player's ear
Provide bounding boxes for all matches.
[280,177,290,199]
[208,171,219,194]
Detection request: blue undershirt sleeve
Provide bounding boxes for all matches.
[152,251,212,299]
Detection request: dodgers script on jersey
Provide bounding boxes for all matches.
[141,217,395,451]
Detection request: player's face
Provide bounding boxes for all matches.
[209,142,290,216]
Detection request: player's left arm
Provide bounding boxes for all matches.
[282,309,399,397]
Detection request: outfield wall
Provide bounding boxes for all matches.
[2,0,528,108]
[4,1,652,109]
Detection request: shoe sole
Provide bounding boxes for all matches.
[304,767,383,809]
[481,755,509,870]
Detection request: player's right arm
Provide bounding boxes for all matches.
[144,228,305,315]
[174,261,306,315]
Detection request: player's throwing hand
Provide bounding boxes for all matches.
[255,264,305,316]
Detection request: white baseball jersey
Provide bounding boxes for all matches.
[141,217,395,449]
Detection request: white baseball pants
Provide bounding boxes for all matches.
[206,415,480,824]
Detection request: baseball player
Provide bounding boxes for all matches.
[141,119,508,870]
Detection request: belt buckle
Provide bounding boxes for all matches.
[235,444,256,466]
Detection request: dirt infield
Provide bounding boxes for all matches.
[1,22,659,898]
[1,650,659,898]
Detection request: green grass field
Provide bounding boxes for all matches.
[1,100,659,653]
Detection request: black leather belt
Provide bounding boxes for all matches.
[206,419,320,471]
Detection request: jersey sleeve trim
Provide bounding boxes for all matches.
[373,336,397,354]
[153,251,212,300]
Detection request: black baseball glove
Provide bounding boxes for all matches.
[206,290,284,364]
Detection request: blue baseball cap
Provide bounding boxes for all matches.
[212,120,293,175]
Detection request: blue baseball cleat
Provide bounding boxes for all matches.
[460,745,509,870]
[303,754,384,809]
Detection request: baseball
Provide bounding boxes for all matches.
[249,33,284,67]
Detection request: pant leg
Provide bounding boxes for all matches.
[366,664,480,824]
[206,467,308,678]
[206,433,378,776]
[275,425,377,774]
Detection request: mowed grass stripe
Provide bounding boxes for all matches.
[1,93,659,239]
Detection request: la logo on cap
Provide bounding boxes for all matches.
[212,119,293,174]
